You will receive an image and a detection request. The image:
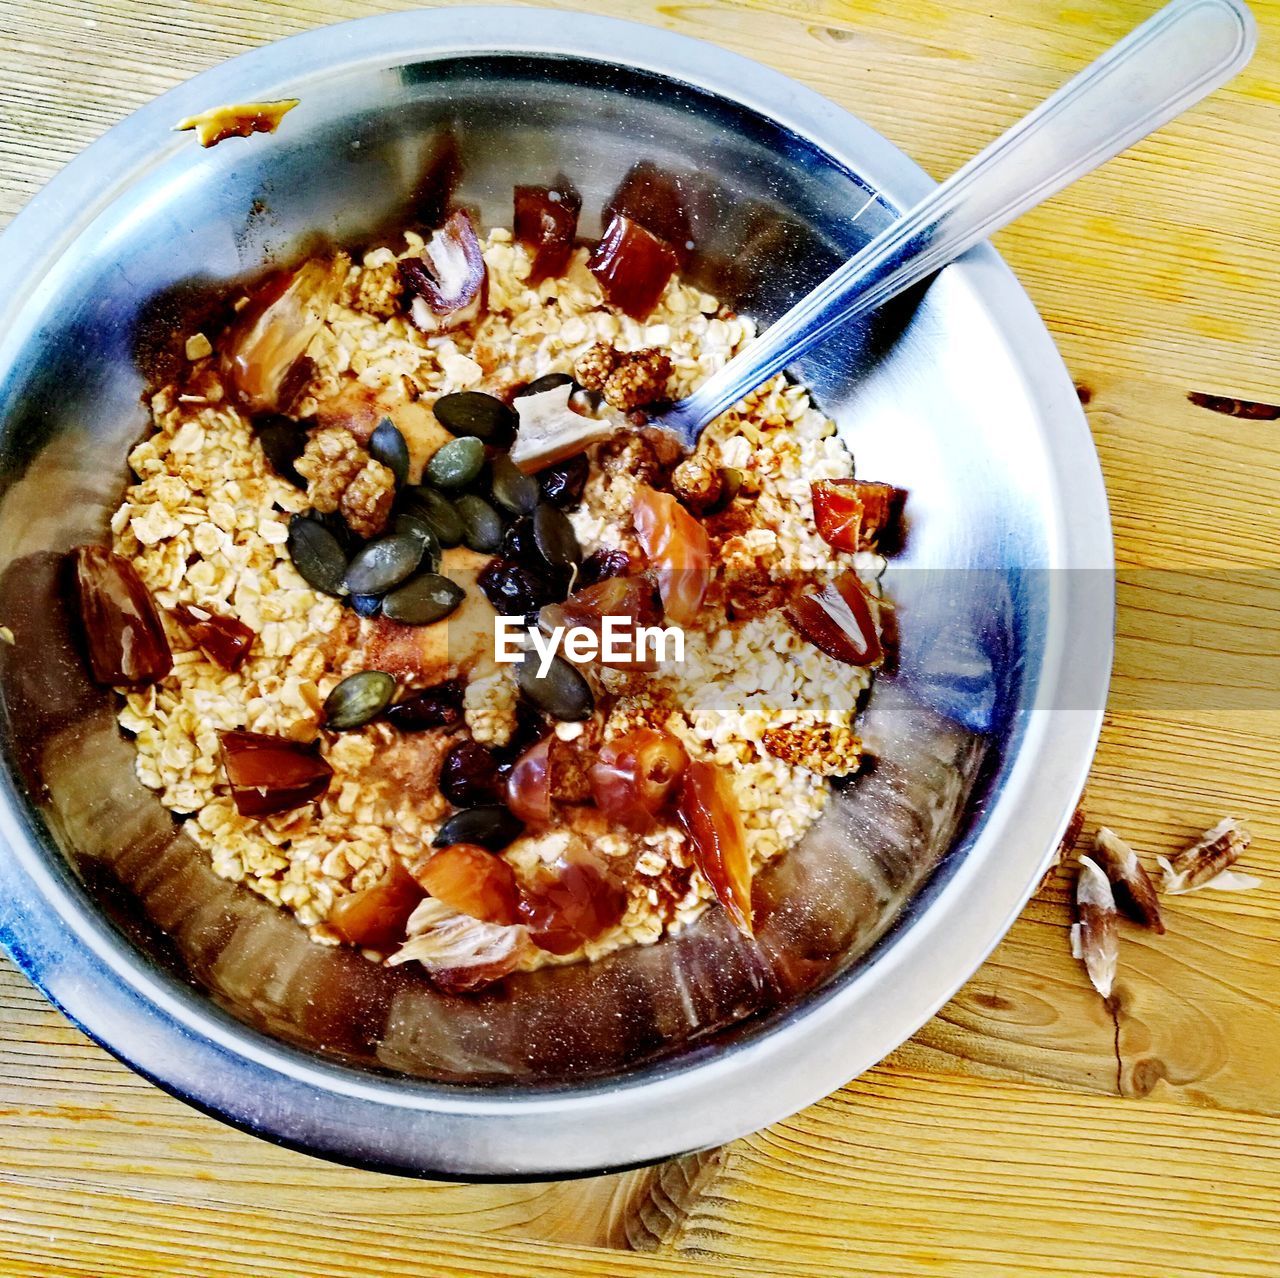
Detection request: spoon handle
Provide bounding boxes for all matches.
[666,0,1256,443]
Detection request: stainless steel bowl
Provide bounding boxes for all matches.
[0,7,1112,1178]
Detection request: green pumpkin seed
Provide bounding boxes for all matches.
[369,418,410,486]
[393,512,442,570]
[433,805,524,851]
[382,573,466,625]
[425,435,486,489]
[324,670,396,730]
[489,453,539,515]
[516,651,593,721]
[402,486,464,548]
[343,534,424,596]
[433,391,517,441]
[455,494,505,554]
[515,372,575,398]
[532,502,582,568]
[287,516,348,596]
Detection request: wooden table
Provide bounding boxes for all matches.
[2,1,1277,1273]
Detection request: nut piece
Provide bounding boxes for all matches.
[295,425,395,538]
[761,724,863,777]
[1092,827,1164,933]
[341,459,397,539]
[574,343,673,411]
[1157,816,1258,895]
[1072,855,1118,999]
[671,453,724,515]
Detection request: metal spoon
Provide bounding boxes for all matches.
[655,0,1256,448]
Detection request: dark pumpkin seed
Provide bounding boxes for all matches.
[343,534,424,596]
[325,670,396,730]
[455,494,505,553]
[425,435,486,489]
[433,805,524,851]
[349,593,382,618]
[287,516,348,596]
[254,414,308,488]
[382,573,466,625]
[369,417,410,486]
[393,512,442,569]
[433,391,517,443]
[489,453,539,515]
[402,486,464,547]
[516,651,593,721]
[515,372,575,398]
[532,502,582,567]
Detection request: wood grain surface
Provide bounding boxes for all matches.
[1,1,1278,1275]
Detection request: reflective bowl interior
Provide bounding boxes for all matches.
[0,46,1068,1095]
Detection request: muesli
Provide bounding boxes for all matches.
[72,176,904,990]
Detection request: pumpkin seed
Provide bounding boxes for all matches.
[432,805,524,851]
[425,435,486,489]
[324,670,396,730]
[349,593,382,619]
[369,417,410,486]
[532,501,582,568]
[254,414,308,488]
[402,486,463,548]
[489,453,539,515]
[515,372,575,398]
[382,573,466,625]
[455,494,505,553]
[516,650,593,721]
[343,534,424,596]
[287,516,348,596]
[393,512,442,569]
[433,391,517,442]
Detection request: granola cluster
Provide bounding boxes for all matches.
[294,424,395,538]
[574,341,672,410]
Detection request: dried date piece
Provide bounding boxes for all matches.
[632,484,711,626]
[514,182,582,285]
[1071,855,1119,999]
[784,571,883,668]
[328,857,424,949]
[224,255,349,413]
[172,602,254,671]
[811,479,906,554]
[72,546,173,686]
[588,215,679,320]
[603,161,693,267]
[1092,828,1164,932]
[399,210,487,333]
[1157,817,1258,895]
[412,844,521,927]
[519,855,629,954]
[677,760,752,936]
[218,729,333,817]
[589,728,688,831]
